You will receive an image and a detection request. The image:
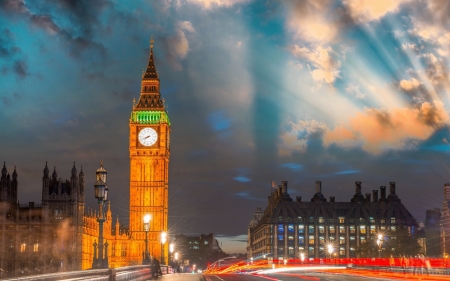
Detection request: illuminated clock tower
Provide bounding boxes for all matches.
[129,39,170,263]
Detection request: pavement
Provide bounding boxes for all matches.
[149,273,205,281]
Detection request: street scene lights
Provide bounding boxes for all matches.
[169,243,174,265]
[143,214,151,265]
[376,234,383,258]
[92,161,109,269]
[327,244,334,259]
[161,232,167,264]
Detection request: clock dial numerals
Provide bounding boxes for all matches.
[138,128,158,146]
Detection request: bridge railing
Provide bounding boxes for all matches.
[3,265,172,281]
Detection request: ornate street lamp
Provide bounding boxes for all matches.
[143,214,151,265]
[92,161,109,269]
[161,232,167,264]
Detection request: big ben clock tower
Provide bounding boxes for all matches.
[129,39,170,263]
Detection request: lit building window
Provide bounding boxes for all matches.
[370,226,376,234]
[278,225,284,233]
[360,225,366,234]
[318,217,324,224]
[339,236,345,245]
[329,226,335,234]
[391,217,396,224]
[308,226,314,234]
[288,235,294,241]
[349,226,355,234]
[299,236,304,245]
[391,226,396,232]
[20,243,26,252]
[308,247,314,255]
[369,217,375,224]
[33,243,38,252]
[339,226,345,233]
[319,226,324,234]
[339,247,345,255]
[288,225,294,232]
[308,237,314,245]
[319,236,324,244]
[288,246,294,255]
[339,217,345,224]
[278,235,283,241]
[298,225,304,233]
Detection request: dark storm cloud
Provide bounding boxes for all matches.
[13,60,27,78]
[0,0,108,62]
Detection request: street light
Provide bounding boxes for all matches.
[174,252,179,273]
[327,244,334,259]
[92,161,109,269]
[161,232,167,264]
[376,234,383,258]
[169,243,174,266]
[142,214,151,265]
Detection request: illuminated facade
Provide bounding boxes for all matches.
[129,39,170,264]
[0,43,170,277]
[247,181,417,260]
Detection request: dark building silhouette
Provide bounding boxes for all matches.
[425,208,441,257]
[247,181,417,260]
[441,183,450,256]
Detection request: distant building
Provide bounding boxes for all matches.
[425,208,441,257]
[247,181,417,260]
[440,183,450,256]
[173,233,226,270]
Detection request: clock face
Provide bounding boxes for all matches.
[138,127,158,146]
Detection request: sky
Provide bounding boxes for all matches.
[1,0,450,254]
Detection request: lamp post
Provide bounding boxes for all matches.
[161,232,167,264]
[92,161,109,269]
[174,252,179,273]
[143,214,151,265]
[376,234,383,258]
[327,244,334,259]
[169,243,174,266]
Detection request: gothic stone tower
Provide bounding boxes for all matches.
[129,40,170,263]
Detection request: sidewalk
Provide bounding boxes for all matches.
[152,273,204,281]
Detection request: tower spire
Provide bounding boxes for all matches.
[142,36,158,80]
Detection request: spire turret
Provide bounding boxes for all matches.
[143,37,158,80]
[12,166,17,180]
[71,161,77,177]
[44,162,49,178]
[2,162,6,177]
[52,166,57,180]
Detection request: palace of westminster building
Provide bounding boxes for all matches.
[0,42,170,277]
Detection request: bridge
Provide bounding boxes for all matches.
[2,265,204,281]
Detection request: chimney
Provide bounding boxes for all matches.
[389,182,396,194]
[315,181,322,193]
[355,181,362,194]
[380,186,386,201]
[365,193,371,202]
[372,190,378,202]
[330,196,335,202]
[278,185,282,196]
[296,196,302,202]
[282,181,288,194]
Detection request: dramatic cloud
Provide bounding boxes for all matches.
[285,0,338,44]
[279,120,327,156]
[289,44,340,84]
[186,0,249,9]
[323,101,449,154]
[163,21,195,69]
[399,78,420,91]
[343,0,409,23]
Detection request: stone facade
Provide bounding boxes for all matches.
[247,181,417,260]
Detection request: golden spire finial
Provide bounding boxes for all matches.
[150,36,154,49]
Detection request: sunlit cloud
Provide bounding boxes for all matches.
[323,101,450,154]
[343,0,409,23]
[185,0,250,9]
[399,78,420,91]
[278,120,327,156]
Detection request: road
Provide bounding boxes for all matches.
[203,271,449,281]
